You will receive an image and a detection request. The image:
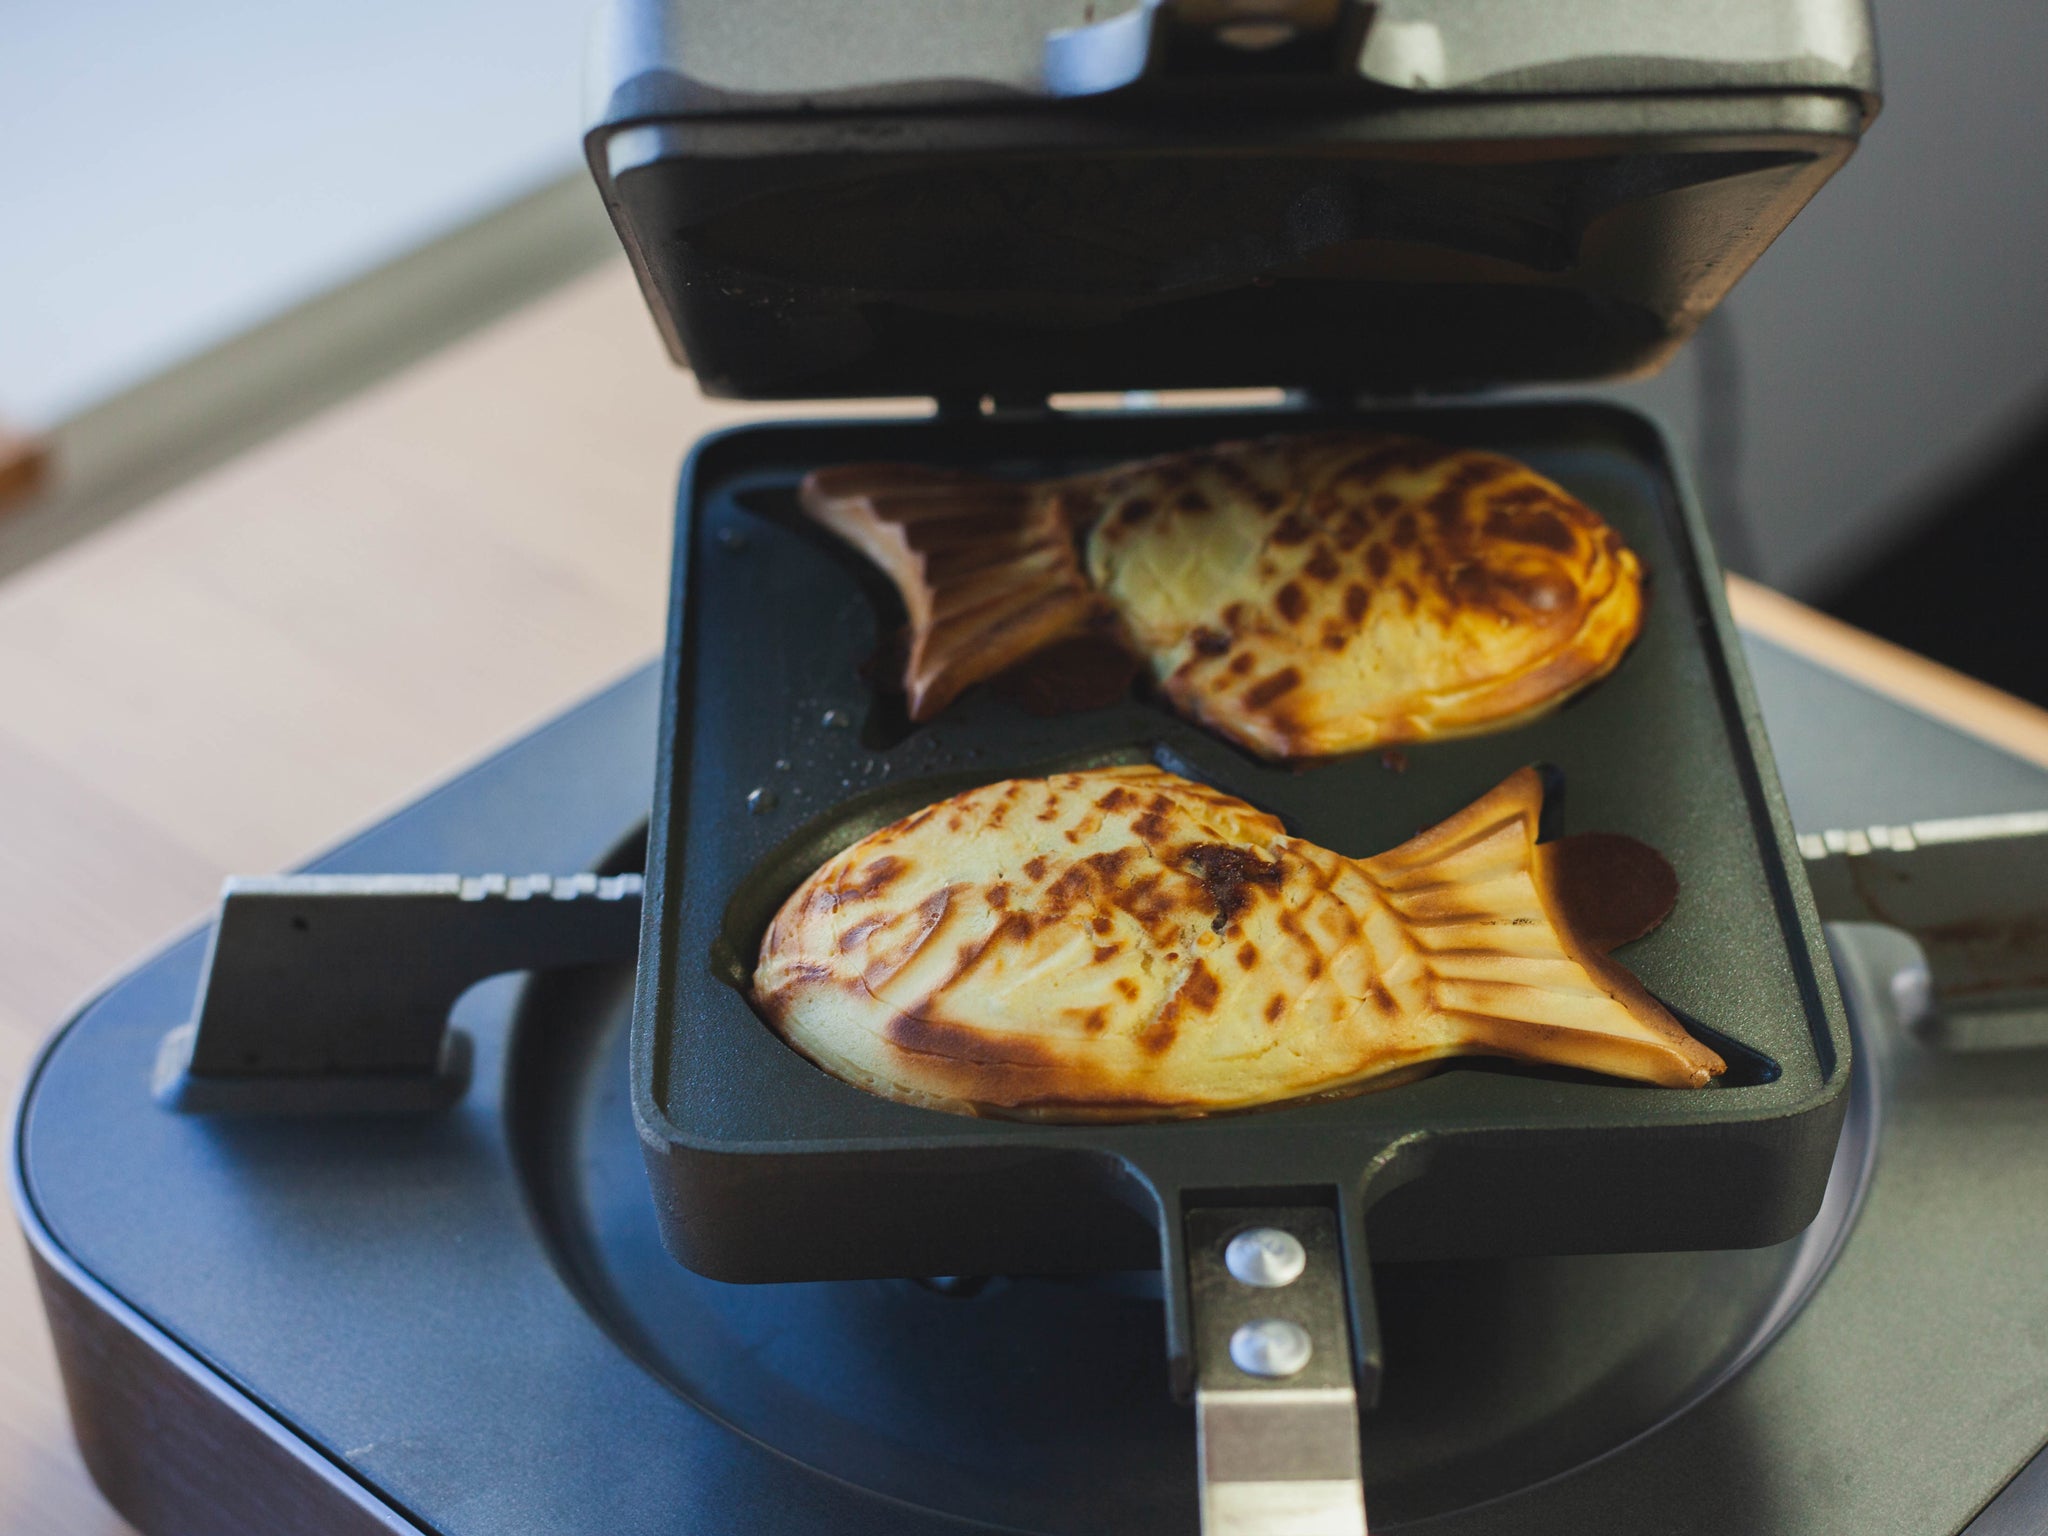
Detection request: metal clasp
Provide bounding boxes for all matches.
[1045,0,1377,98]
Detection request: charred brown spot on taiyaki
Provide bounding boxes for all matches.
[1244,668,1303,709]
[1181,842,1286,932]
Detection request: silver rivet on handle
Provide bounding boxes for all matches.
[1224,1226,1307,1288]
[1228,1318,1314,1379]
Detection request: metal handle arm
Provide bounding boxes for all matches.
[1803,812,2048,1049]
[154,872,642,1114]
[1188,1206,1371,1535]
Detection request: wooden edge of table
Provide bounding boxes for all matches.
[1727,573,2048,775]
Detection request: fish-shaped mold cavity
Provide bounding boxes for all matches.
[799,433,1646,760]
[752,765,1723,1122]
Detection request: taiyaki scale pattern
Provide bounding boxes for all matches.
[800,433,1644,760]
[753,766,1721,1121]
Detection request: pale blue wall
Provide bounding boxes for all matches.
[0,0,598,426]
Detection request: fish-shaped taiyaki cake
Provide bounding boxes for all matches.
[800,433,1645,760]
[753,766,1721,1122]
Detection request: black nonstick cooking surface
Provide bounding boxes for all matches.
[631,401,1848,1393]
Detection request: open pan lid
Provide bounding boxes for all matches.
[586,0,1879,401]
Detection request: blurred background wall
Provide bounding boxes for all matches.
[2,0,2044,697]
[0,0,616,570]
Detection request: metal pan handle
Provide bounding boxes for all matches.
[1185,1204,1372,1535]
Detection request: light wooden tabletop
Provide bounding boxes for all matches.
[3,261,2044,1536]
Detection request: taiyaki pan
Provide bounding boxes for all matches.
[799,433,1645,760]
[753,765,1722,1122]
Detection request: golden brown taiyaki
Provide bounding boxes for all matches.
[800,434,1644,760]
[753,766,1721,1122]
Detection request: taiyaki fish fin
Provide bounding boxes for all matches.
[1362,768,1726,1088]
[800,465,1116,720]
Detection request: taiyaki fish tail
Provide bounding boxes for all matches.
[799,464,1114,720]
[1364,767,1725,1089]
